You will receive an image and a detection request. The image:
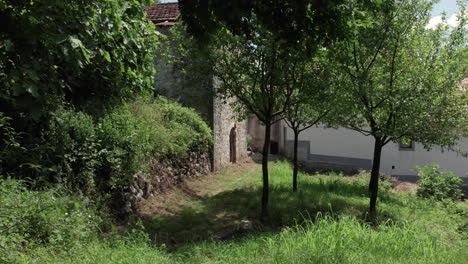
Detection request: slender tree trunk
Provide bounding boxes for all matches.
[292,129,299,192]
[261,120,271,220]
[369,137,383,215]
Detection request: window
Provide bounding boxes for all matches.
[399,140,415,151]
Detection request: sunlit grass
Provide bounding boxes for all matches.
[20,160,468,263]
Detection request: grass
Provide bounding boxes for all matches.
[13,159,468,263]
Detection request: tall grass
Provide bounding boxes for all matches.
[174,215,466,264]
[5,160,467,263]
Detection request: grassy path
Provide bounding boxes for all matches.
[134,158,468,263]
[139,158,262,245]
[32,159,468,263]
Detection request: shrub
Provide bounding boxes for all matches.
[97,103,158,189]
[40,110,101,193]
[0,112,23,175]
[1,96,213,214]
[0,178,99,263]
[157,97,212,156]
[416,164,462,201]
[246,134,252,146]
[97,97,212,190]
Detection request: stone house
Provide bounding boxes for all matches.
[146,2,247,171]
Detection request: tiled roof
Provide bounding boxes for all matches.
[145,3,179,26]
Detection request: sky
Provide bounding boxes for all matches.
[431,0,460,16]
[427,0,463,29]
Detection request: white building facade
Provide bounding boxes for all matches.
[272,122,468,180]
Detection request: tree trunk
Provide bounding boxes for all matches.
[369,137,383,215]
[292,129,299,192]
[261,120,271,220]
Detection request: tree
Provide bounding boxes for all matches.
[0,0,159,187]
[332,0,467,214]
[209,26,303,219]
[283,52,337,192]
[178,0,348,46]
[180,0,365,218]
[0,0,157,121]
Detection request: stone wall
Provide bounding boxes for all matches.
[115,150,211,216]
[153,25,247,172]
[154,27,213,124]
[213,96,248,171]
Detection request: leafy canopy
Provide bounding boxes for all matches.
[0,0,158,118]
[332,0,467,149]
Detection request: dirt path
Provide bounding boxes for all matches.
[137,157,418,246]
[138,157,260,246]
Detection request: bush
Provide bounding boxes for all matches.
[0,112,23,175]
[98,97,212,190]
[416,164,462,201]
[97,102,161,189]
[0,178,100,263]
[40,110,101,193]
[157,97,212,156]
[0,97,212,218]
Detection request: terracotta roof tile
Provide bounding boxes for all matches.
[146,3,179,25]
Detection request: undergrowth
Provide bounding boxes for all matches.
[2,161,467,263]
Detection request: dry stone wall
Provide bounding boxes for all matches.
[114,150,211,216]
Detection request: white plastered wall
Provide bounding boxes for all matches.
[280,120,468,177]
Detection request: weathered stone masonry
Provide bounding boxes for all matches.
[149,3,247,172]
[213,96,248,171]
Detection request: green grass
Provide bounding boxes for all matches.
[11,160,468,263]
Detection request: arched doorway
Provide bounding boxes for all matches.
[229,125,237,163]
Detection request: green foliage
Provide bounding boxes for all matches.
[178,0,348,47]
[283,49,339,132]
[328,0,467,213]
[3,161,468,263]
[0,178,99,263]
[209,25,302,124]
[2,97,212,196]
[0,112,22,174]
[98,103,158,189]
[173,216,465,264]
[157,97,213,155]
[416,164,462,201]
[0,0,163,198]
[40,110,101,193]
[332,0,467,148]
[99,97,212,190]
[246,134,252,145]
[0,0,157,117]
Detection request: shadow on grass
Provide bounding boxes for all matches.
[142,177,401,248]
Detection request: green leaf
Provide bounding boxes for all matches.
[80,46,91,63]
[103,50,112,62]
[69,36,83,49]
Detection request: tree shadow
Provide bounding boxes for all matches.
[141,177,401,249]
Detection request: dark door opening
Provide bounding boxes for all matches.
[229,126,237,163]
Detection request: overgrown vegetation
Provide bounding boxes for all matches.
[0,178,99,263]
[0,0,212,213]
[3,161,466,263]
[0,0,157,117]
[417,164,463,201]
[2,98,211,196]
[1,0,467,263]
